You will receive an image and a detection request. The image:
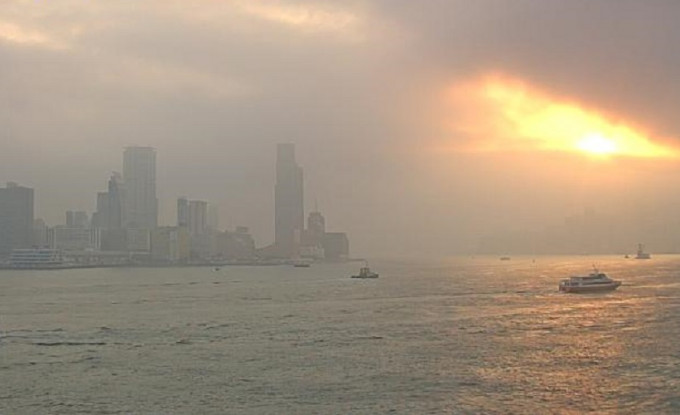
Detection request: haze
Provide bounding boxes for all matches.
[3,0,680,256]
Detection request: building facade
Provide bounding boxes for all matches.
[0,182,34,256]
[123,147,157,229]
[274,143,304,257]
[151,226,189,263]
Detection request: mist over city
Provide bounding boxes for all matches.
[3,1,680,257]
[4,2,680,414]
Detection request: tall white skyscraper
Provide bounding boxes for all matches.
[123,147,157,229]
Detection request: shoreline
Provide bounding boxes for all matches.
[0,258,364,271]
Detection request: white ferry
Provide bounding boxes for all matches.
[558,268,621,293]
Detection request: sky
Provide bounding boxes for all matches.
[3,0,680,256]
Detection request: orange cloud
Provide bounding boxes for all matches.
[444,74,678,159]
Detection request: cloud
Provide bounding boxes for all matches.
[0,20,68,49]
[234,0,362,38]
[440,73,679,159]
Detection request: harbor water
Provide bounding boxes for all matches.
[1,256,680,414]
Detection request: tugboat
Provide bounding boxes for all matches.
[635,243,651,259]
[558,267,621,293]
[293,260,311,268]
[351,264,379,279]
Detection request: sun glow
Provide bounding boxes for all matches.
[445,75,678,159]
[577,133,618,155]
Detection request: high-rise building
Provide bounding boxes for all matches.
[66,211,89,228]
[177,197,208,236]
[177,197,189,228]
[107,172,124,230]
[207,203,220,231]
[123,147,157,229]
[92,192,109,229]
[307,211,325,240]
[274,143,304,257]
[0,182,34,256]
[188,200,208,237]
[92,172,126,251]
[33,218,49,248]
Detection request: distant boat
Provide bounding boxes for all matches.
[351,264,378,279]
[559,267,621,293]
[500,256,511,261]
[635,244,651,260]
[292,259,311,268]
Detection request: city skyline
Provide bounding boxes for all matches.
[0,143,350,261]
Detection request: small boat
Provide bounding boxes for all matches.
[558,267,621,293]
[351,265,378,279]
[500,256,511,261]
[293,261,311,268]
[635,243,651,259]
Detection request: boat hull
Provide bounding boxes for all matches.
[351,274,379,279]
[559,281,621,293]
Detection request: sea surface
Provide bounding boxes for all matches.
[1,256,680,414]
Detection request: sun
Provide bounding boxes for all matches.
[577,133,618,155]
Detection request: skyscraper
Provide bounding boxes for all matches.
[177,197,189,228]
[66,211,88,228]
[0,182,34,256]
[107,172,124,230]
[177,197,208,236]
[123,147,157,229]
[188,200,208,237]
[274,143,304,257]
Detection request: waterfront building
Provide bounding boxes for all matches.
[300,211,326,259]
[307,211,326,239]
[126,228,151,252]
[92,172,126,251]
[214,227,256,260]
[51,226,101,251]
[207,203,220,231]
[0,182,34,256]
[323,232,349,260]
[178,197,211,259]
[188,200,208,237]
[123,147,157,229]
[33,218,49,248]
[151,226,189,263]
[274,143,304,257]
[177,197,189,228]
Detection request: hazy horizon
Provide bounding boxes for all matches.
[3,1,680,256]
